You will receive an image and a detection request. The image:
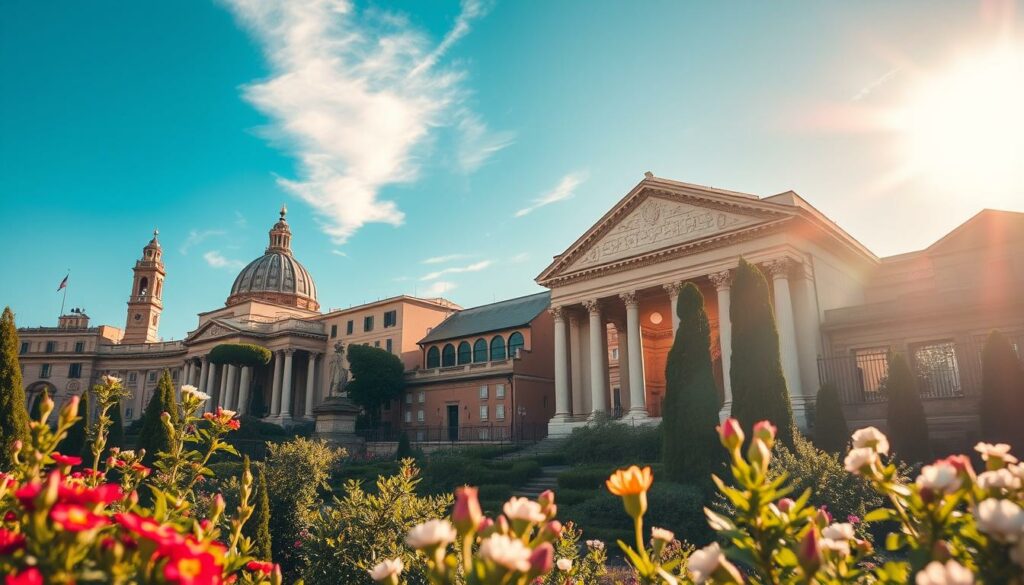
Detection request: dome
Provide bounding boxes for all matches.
[226,206,320,311]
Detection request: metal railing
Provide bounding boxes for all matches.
[818,341,985,405]
[357,423,548,444]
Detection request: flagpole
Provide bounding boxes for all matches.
[59,270,69,317]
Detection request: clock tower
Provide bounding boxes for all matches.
[123,229,166,344]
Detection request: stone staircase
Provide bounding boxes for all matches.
[496,436,568,461]
[513,465,568,499]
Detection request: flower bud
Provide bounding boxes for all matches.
[527,542,554,578]
[39,394,55,423]
[11,440,22,455]
[453,486,482,534]
[496,514,510,535]
[777,498,795,513]
[747,438,771,474]
[799,528,822,575]
[815,507,832,528]
[538,489,556,517]
[59,395,81,423]
[752,420,777,450]
[538,520,562,543]
[717,418,744,451]
[477,517,496,536]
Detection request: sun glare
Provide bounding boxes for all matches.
[894,44,1024,199]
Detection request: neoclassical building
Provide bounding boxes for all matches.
[541,173,1024,450]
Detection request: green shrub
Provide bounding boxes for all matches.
[812,383,849,455]
[0,307,30,469]
[246,463,273,561]
[980,330,1024,447]
[476,483,513,501]
[208,343,272,367]
[395,431,412,460]
[557,465,615,491]
[137,370,178,465]
[555,488,595,506]
[531,452,568,466]
[561,418,661,465]
[885,351,931,463]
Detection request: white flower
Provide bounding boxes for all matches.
[101,374,122,386]
[851,427,890,454]
[1009,463,1024,481]
[688,542,725,584]
[822,522,856,541]
[975,442,1019,465]
[651,526,675,543]
[181,385,211,401]
[585,539,604,551]
[976,498,1024,542]
[502,497,546,523]
[916,462,961,493]
[219,408,237,419]
[556,558,572,572]
[368,558,404,582]
[915,560,974,585]
[978,469,1022,491]
[117,450,137,459]
[820,538,851,556]
[478,534,531,572]
[844,447,880,475]
[406,519,456,550]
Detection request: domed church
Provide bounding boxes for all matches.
[227,207,319,311]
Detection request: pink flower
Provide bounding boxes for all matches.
[50,503,109,532]
[246,561,275,574]
[717,418,744,451]
[52,453,82,467]
[453,486,482,533]
[753,420,777,448]
[528,542,555,575]
[0,528,26,554]
[5,567,43,585]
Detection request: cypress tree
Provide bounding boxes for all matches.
[137,370,177,464]
[885,351,931,463]
[979,330,1024,448]
[395,431,413,460]
[29,389,48,421]
[0,307,30,469]
[58,390,89,459]
[662,282,722,484]
[729,259,796,449]
[107,399,125,454]
[245,464,273,561]
[812,383,849,455]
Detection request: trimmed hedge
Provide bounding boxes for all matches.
[561,419,662,465]
[208,343,272,367]
[531,453,569,466]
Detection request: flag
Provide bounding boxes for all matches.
[57,275,68,292]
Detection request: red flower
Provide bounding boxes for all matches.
[227,419,241,431]
[3,511,15,522]
[115,512,184,547]
[5,567,42,585]
[59,482,122,506]
[246,560,275,574]
[52,452,82,467]
[131,463,152,476]
[0,527,26,554]
[50,503,109,532]
[161,538,226,585]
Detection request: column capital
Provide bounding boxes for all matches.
[582,299,602,314]
[662,281,685,297]
[548,306,566,321]
[618,291,640,308]
[283,348,296,357]
[709,270,733,290]
[765,258,796,279]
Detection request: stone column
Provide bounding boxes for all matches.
[710,270,733,421]
[237,366,252,416]
[183,362,193,390]
[206,364,220,413]
[612,320,631,413]
[304,352,318,419]
[568,314,583,416]
[663,282,684,336]
[620,292,648,419]
[280,350,295,419]
[584,300,607,418]
[767,259,805,403]
[224,365,238,410]
[198,357,209,396]
[218,365,231,409]
[191,360,201,386]
[270,351,283,416]
[550,307,571,421]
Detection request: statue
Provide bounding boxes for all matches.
[328,342,349,397]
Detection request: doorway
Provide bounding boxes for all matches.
[447,404,459,441]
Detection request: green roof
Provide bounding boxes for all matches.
[419,291,550,344]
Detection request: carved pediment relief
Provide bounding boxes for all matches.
[187,322,236,343]
[565,196,764,272]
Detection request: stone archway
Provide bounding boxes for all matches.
[25,381,58,411]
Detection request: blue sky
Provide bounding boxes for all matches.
[2,1,1022,339]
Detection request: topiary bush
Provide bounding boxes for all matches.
[885,351,932,463]
[979,329,1024,448]
[208,343,272,367]
[812,383,849,455]
[561,418,661,465]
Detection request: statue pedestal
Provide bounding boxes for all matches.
[312,395,365,455]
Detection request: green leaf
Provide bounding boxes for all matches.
[864,508,896,523]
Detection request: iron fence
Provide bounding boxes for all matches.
[357,423,548,444]
[817,341,986,405]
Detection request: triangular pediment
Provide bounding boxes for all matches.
[184,319,244,345]
[538,178,798,284]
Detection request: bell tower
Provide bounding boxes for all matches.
[123,229,166,344]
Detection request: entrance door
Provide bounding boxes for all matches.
[447,405,459,441]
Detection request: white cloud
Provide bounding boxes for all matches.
[180,229,226,255]
[331,249,348,257]
[419,280,457,296]
[508,252,529,263]
[851,68,900,102]
[203,250,245,270]
[222,0,509,243]
[515,170,589,218]
[421,260,492,281]
[422,253,472,265]
[455,109,515,173]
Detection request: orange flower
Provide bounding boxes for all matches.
[605,466,653,496]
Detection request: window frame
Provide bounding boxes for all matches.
[441,344,456,367]
[363,315,374,332]
[457,341,471,365]
[479,385,488,399]
[473,338,488,362]
[426,346,441,368]
[507,331,525,358]
[384,310,397,328]
[479,404,488,421]
[489,335,506,361]
[496,404,505,420]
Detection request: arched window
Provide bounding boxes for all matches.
[490,336,506,361]
[442,344,456,367]
[426,346,440,368]
[457,341,471,365]
[155,279,162,299]
[508,332,525,358]
[138,277,149,296]
[473,339,488,362]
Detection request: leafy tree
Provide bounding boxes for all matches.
[662,282,721,485]
[395,431,413,460]
[979,330,1024,448]
[137,370,178,465]
[0,306,30,469]
[245,462,273,561]
[812,383,849,455]
[885,351,931,463]
[346,345,405,427]
[729,259,796,449]
[57,390,90,459]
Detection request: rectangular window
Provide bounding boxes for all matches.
[496,384,505,399]
[386,338,393,353]
[384,310,397,328]
[330,324,338,338]
[68,363,82,378]
[148,371,157,382]
[478,427,490,440]
[479,405,488,421]
[125,407,133,420]
[417,410,424,422]
[374,340,380,348]
[74,341,85,353]
[911,340,963,398]
[416,430,425,441]
[496,404,505,420]
[405,393,412,404]
[346,320,354,335]
[45,341,56,353]
[479,385,488,399]
[611,348,619,361]
[19,342,28,355]
[418,391,425,404]
[363,316,374,332]
[172,369,179,380]
[852,347,889,398]
[405,410,412,423]
[40,364,51,378]
[128,372,137,383]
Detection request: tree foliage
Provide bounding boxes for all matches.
[0,307,30,469]
[29,389,48,420]
[137,369,179,465]
[57,390,90,459]
[208,343,272,367]
[662,282,722,485]
[346,344,405,426]
[979,330,1024,448]
[395,431,413,460]
[244,459,273,562]
[885,351,932,463]
[812,383,849,455]
[729,259,796,449]
[106,398,125,455]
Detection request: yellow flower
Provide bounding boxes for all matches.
[606,466,653,496]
